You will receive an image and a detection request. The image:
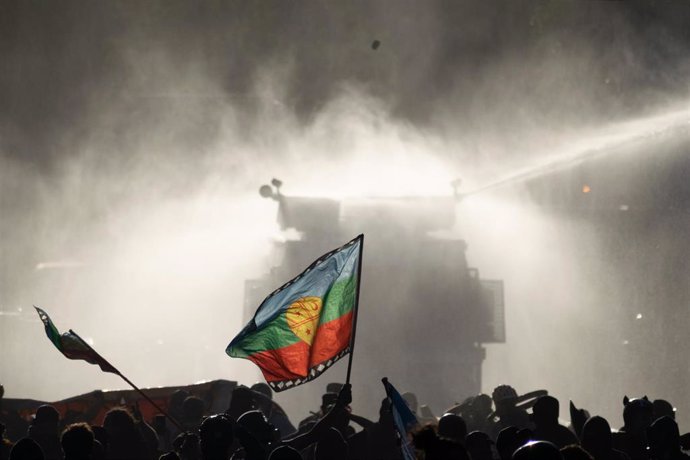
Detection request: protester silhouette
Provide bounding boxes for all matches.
[0,385,32,447]
[167,390,191,440]
[60,423,94,460]
[233,410,280,459]
[451,395,493,434]
[296,393,336,435]
[531,397,578,448]
[612,397,654,460]
[228,384,353,460]
[581,416,629,460]
[497,427,533,460]
[646,416,689,460]
[491,386,531,438]
[136,412,160,458]
[314,427,347,460]
[226,388,257,424]
[413,425,470,460]
[91,439,106,460]
[199,414,233,460]
[438,413,468,443]
[102,407,152,460]
[348,397,402,460]
[181,397,206,433]
[154,414,175,454]
[465,430,495,460]
[9,438,44,460]
[173,432,200,460]
[8,369,690,460]
[249,384,295,438]
[652,401,676,421]
[26,405,61,460]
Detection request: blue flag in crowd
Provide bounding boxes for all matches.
[382,377,419,460]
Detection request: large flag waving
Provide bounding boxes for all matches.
[34,306,117,374]
[227,235,362,391]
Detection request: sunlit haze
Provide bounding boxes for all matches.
[2,1,690,431]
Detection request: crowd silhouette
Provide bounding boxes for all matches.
[1,381,689,460]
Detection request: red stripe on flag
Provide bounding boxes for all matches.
[248,340,311,382]
[309,310,353,367]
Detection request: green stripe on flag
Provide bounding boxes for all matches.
[228,315,301,359]
[229,277,356,359]
[35,306,64,351]
[320,277,356,324]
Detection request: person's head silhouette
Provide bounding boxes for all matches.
[581,416,613,456]
[227,387,256,421]
[493,385,519,415]
[497,427,532,460]
[438,413,467,442]
[60,423,94,460]
[533,397,560,427]
[473,394,493,416]
[32,405,59,430]
[250,383,272,400]
[512,441,563,460]
[199,414,233,460]
[652,400,675,421]
[235,410,279,459]
[314,427,347,460]
[622,396,653,435]
[466,431,494,460]
[647,416,681,460]
[10,438,44,460]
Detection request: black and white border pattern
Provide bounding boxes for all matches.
[262,235,362,302]
[268,347,351,392]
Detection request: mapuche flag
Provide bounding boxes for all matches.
[34,306,117,374]
[227,235,362,392]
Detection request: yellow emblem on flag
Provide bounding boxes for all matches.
[286,296,323,345]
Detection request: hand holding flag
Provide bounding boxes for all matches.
[336,382,352,407]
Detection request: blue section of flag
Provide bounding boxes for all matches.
[230,235,361,348]
[382,377,419,460]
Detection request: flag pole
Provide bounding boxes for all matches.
[345,234,364,385]
[68,329,184,432]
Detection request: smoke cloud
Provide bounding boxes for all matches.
[2,1,690,427]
